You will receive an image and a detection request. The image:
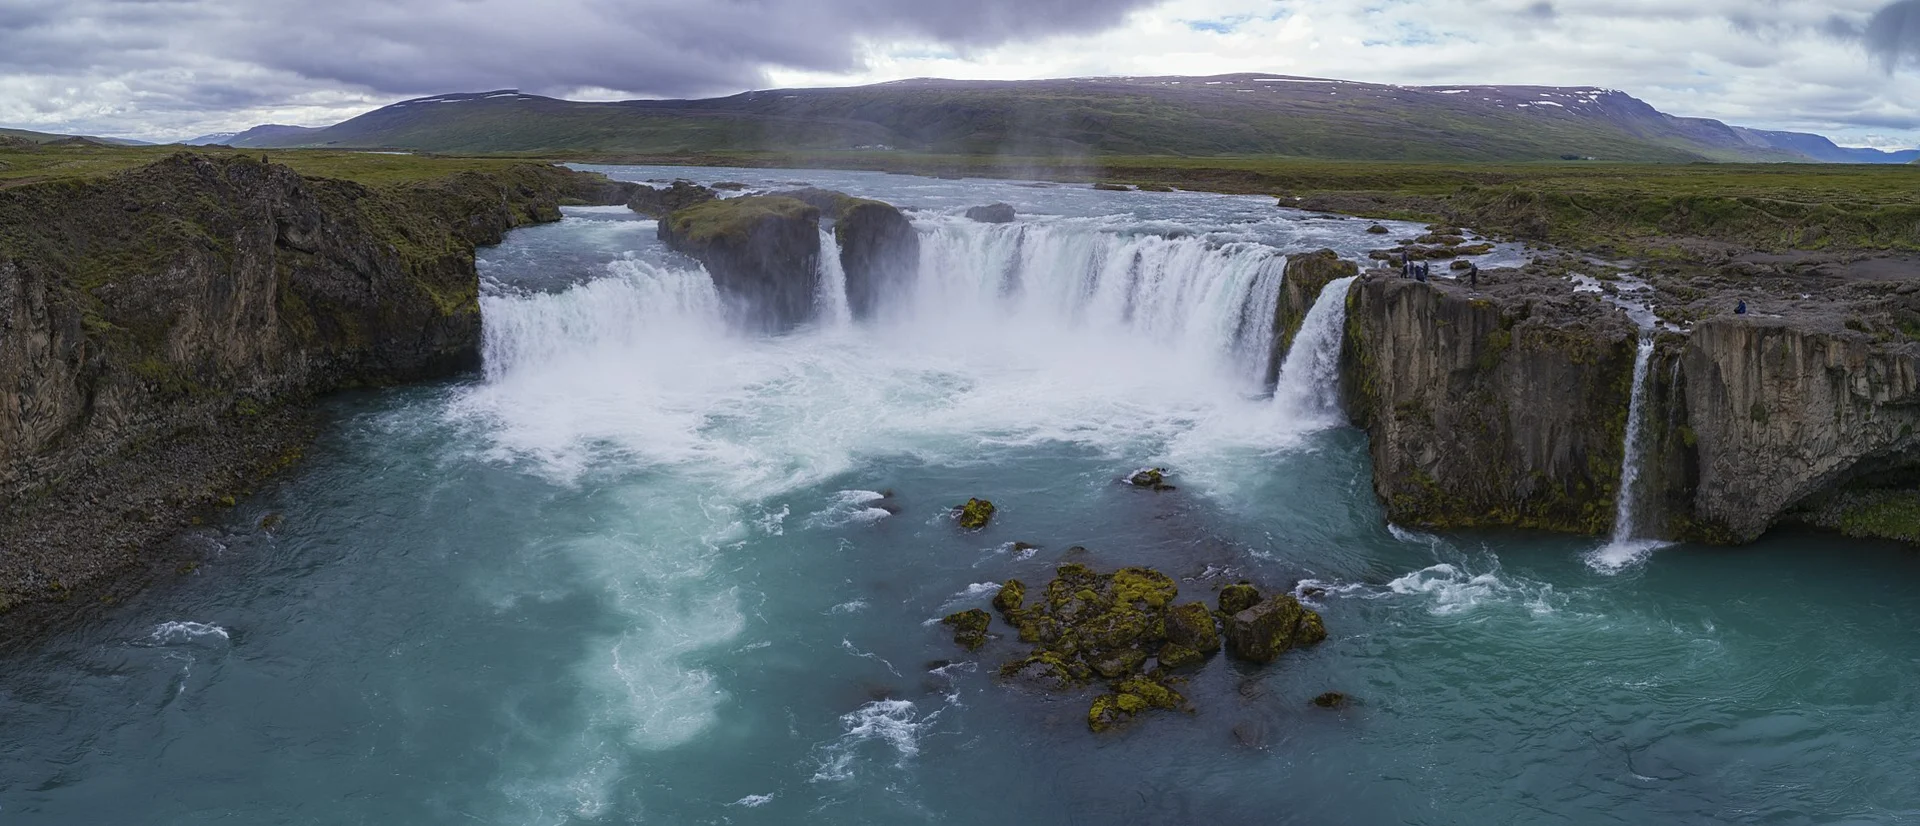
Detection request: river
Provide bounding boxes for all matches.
[3,166,1917,824]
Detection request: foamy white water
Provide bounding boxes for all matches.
[1273,274,1358,422]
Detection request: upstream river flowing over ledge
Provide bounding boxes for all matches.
[5,166,1920,824]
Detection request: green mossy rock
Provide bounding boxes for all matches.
[942,608,992,651]
[1225,595,1327,664]
[993,578,1026,615]
[1164,601,1220,654]
[1128,467,1176,491]
[1156,643,1204,670]
[1218,583,1262,616]
[1092,182,1132,192]
[956,498,996,530]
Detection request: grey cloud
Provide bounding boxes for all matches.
[1865,0,1920,70]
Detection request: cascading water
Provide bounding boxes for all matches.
[816,229,853,328]
[1272,275,1358,422]
[910,216,1292,388]
[1589,330,1664,572]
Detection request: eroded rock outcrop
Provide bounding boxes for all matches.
[657,196,822,331]
[626,180,715,218]
[0,152,626,615]
[1340,273,1638,534]
[770,188,919,320]
[1680,317,1920,542]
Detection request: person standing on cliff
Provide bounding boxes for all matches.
[1468,262,1479,288]
[1736,299,1747,315]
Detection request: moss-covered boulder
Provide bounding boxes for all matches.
[1088,674,1189,732]
[1366,224,1391,235]
[965,203,1016,224]
[1217,583,1262,616]
[658,196,821,332]
[955,498,996,530]
[993,578,1026,614]
[942,608,992,650]
[1312,691,1348,709]
[1164,602,1220,655]
[1225,595,1328,664]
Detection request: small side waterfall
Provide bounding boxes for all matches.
[1590,331,1664,572]
[816,229,852,328]
[1272,275,1358,421]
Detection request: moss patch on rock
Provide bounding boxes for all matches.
[955,498,996,530]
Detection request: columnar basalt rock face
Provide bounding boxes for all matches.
[1340,274,1638,534]
[1680,318,1920,542]
[0,152,625,613]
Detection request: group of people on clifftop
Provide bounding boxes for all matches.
[1400,251,1478,287]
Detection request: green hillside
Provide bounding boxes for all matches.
[234,76,1831,163]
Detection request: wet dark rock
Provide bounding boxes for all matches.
[1010,541,1039,556]
[711,181,749,191]
[1065,545,1090,555]
[965,203,1017,224]
[1312,692,1349,709]
[1128,467,1176,491]
[955,498,996,530]
[1366,224,1391,235]
[1092,182,1132,192]
[1225,595,1328,664]
[942,608,992,651]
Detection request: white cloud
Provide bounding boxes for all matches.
[4,0,1918,149]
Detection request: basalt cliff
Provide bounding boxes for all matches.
[1337,252,1920,545]
[0,152,632,618]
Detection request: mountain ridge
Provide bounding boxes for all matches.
[201,74,1912,164]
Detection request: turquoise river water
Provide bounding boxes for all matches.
[3,167,1919,825]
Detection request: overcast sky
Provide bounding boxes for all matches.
[4,0,1920,148]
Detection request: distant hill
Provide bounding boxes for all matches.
[0,127,150,147]
[189,124,320,147]
[1730,127,1919,164]
[222,75,1914,164]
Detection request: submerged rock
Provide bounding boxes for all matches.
[1312,692,1349,709]
[942,609,992,651]
[955,498,996,530]
[965,203,1017,224]
[1366,224,1391,235]
[1225,595,1328,665]
[1128,467,1176,491]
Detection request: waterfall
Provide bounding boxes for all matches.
[1272,276,1358,421]
[816,229,852,328]
[1590,331,1664,572]
[910,216,1290,386]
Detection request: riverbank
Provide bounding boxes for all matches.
[0,148,635,627]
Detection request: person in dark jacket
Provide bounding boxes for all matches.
[1736,299,1747,315]
[1468,262,1479,287]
